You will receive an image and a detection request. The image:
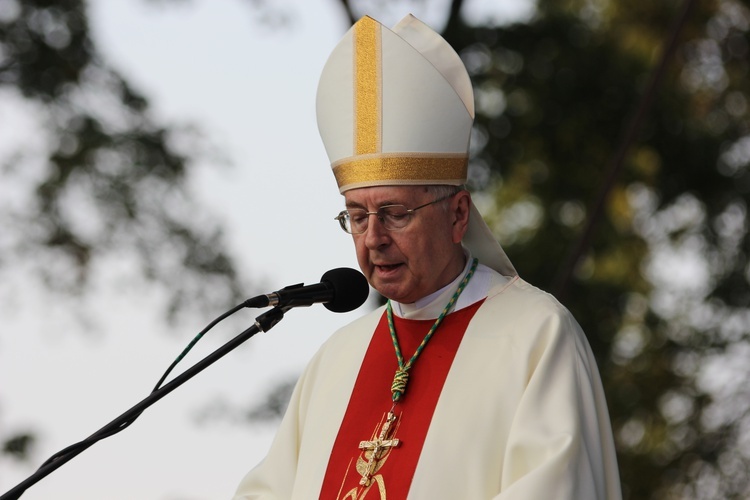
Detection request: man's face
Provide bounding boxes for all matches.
[344,185,469,304]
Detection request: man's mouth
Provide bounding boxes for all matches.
[375,263,402,272]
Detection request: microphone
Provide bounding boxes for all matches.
[244,268,369,313]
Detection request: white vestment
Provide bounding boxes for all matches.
[234,262,622,499]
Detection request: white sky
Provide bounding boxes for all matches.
[0,1,533,498]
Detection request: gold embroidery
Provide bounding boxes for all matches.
[357,412,401,486]
[354,17,381,155]
[341,475,387,499]
[338,412,401,500]
[333,154,467,189]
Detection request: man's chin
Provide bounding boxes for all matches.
[370,279,398,300]
[372,282,419,305]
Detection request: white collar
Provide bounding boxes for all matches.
[391,253,497,320]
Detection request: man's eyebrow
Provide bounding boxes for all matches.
[345,200,366,209]
[345,199,405,209]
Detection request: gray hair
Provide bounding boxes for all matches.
[425,184,464,197]
[425,184,466,211]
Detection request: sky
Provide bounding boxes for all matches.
[0,1,533,498]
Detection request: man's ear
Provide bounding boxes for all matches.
[451,190,471,244]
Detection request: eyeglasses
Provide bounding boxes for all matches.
[334,194,454,234]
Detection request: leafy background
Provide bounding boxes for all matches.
[2,0,750,498]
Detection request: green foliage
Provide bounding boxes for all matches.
[0,0,253,471]
[244,378,297,423]
[2,433,34,461]
[4,0,750,497]
[433,0,750,498]
[0,0,245,319]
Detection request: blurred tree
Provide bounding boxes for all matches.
[0,0,246,463]
[5,0,750,498]
[330,0,750,498]
[0,0,246,315]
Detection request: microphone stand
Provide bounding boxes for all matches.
[0,305,291,500]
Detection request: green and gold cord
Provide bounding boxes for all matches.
[387,258,479,402]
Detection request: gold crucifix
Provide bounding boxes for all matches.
[357,411,401,486]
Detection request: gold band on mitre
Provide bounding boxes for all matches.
[333,153,467,192]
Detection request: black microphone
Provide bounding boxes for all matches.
[244,268,369,313]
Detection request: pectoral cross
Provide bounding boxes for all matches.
[357,411,401,487]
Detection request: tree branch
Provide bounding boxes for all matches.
[443,0,466,34]
[337,0,357,26]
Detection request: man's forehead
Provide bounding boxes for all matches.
[344,185,431,206]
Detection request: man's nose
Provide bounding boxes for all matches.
[364,214,390,248]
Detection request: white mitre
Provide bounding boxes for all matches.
[316,14,517,277]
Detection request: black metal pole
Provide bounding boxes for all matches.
[0,306,288,500]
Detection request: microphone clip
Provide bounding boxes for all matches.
[267,283,305,307]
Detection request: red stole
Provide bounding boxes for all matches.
[319,300,484,499]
